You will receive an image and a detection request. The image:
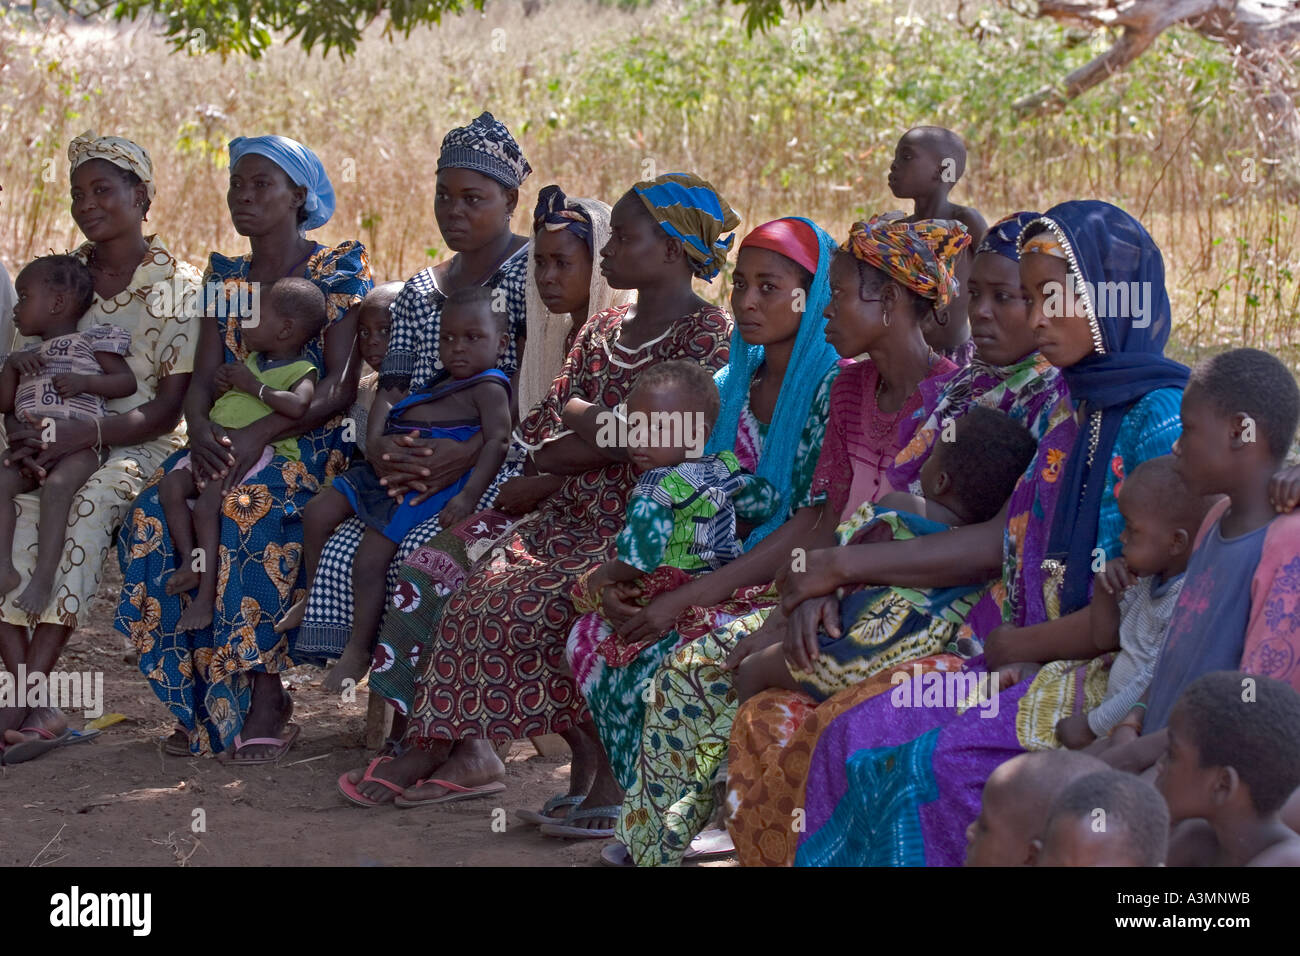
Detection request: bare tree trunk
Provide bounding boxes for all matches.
[1013,0,1300,183]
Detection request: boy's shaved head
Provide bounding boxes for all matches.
[904,126,968,179]
[1040,770,1170,866]
[966,750,1109,866]
[361,280,404,317]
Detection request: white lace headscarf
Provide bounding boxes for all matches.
[519,191,632,416]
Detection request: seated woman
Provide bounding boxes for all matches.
[292,111,533,669]
[516,184,630,419]
[362,186,626,767]
[750,200,1189,867]
[339,172,738,808]
[610,214,986,865]
[116,134,372,760]
[557,217,844,836]
[724,211,1071,861]
[0,132,200,759]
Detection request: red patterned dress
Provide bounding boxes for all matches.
[404,303,732,741]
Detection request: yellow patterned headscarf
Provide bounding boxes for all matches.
[68,130,155,201]
[842,212,971,308]
[1021,233,1067,259]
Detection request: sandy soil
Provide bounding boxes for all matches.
[0,565,733,867]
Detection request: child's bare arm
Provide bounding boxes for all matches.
[264,375,316,420]
[453,384,513,500]
[55,352,137,400]
[1088,558,1131,652]
[225,361,317,420]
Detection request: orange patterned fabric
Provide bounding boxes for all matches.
[726,652,965,866]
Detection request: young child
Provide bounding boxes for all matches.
[1036,769,1170,866]
[0,254,135,614]
[347,281,401,461]
[1102,348,1300,774]
[1159,671,1300,866]
[282,285,513,690]
[1054,456,1213,750]
[734,406,1036,703]
[573,360,780,661]
[889,125,988,363]
[159,277,325,631]
[964,749,1109,867]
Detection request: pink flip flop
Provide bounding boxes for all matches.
[226,722,300,765]
[394,778,506,808]
[337,755,406,808]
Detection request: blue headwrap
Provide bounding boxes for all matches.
[631,173,741,281]
[1020,200,1189,613]
[228,135,336,232]
[706,216,840,548]
[976,211,1041,261]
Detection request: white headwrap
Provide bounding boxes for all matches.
[68,130,155,200]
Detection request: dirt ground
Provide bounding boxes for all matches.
[0,565,733,867]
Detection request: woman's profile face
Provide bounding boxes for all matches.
[70,159,143,244]
[599,193,668,291]
[968,251,1036,367]
[435,168,515,254]
[532,227,592,318]
[730,246,806,348]
[1022,251,1095,369]
[228,154,306,238]
[822,253,886,359]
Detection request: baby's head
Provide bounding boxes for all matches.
[920,406,1037,525]
[1038,770,1170,867]
[439,286,508,380]
[357,281,403,372]
[244,277,327,355]
[1158,671,1300,827]
[889,125,966,201]
[13,255,95,340]
[1115,455,1214,579]
[965,750,1109,867]
[624,360,719,472]
[1176,348,1300,496]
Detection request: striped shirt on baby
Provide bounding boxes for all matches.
[1087,572,1185,736]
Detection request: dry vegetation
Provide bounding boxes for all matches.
[0,0,1296,370]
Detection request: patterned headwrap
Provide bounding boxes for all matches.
[975,211,1042,261]
[68,130,155,201]
[631,172,741,281]
[1021,233,1068,260]
[228,135,335,232]
[841,212,971,308]
[438,111,532,190]
[533,184,593,247]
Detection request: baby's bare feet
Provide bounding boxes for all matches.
[14,574,53,615]
[165,567,201,596]
[322,643,372,693]
[177,597,214,632]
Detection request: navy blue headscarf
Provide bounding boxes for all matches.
[1019,200,1189,614]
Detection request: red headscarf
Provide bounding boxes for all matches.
[738,218,821,275]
